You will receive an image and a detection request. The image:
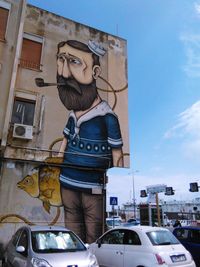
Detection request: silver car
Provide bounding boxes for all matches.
[2,225,99,267]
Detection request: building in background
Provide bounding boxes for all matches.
[0,0,128,248]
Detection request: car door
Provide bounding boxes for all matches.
[187,229,200,266]
[123,229,144,267]
[173,227,200,266]
[12,229,29,267]
[5,229,23,267]
[94,229,125,267]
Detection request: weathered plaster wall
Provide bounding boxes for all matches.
[0,3,129,249]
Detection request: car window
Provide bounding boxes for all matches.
[31,230,86,253]
[147,230,180,246]
[101,230,125,244]
[106,219,121,227]
[17,230,28,256]
[124,230,141,245]
[189,229,200,244]
[174,229,189,240]
[12,229,22,246]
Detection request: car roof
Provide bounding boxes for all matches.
[174,226,200,231]
[22,225,71,232]
[111,225,168,232]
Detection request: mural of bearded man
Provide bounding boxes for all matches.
[57,39,123,243]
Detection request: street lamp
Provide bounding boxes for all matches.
[130,170,139,218]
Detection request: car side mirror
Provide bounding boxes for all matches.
[85,243,89,249]
[16,246,25,253]
[97,239,101,248]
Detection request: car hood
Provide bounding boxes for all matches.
[33,250,93,267]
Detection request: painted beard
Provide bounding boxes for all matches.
[57,74,98,111]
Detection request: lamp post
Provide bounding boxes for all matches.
[131,170,139,218]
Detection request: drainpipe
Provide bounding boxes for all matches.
[1,0,27,148]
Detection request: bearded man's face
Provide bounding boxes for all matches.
[56,43,98,111]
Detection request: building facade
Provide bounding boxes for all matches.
[0,0,129,248]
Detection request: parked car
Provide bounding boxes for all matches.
[106,217,122,230]
[2,225,99,267]
[122,218,140,227]
[173,226,200,267]
[89,225,196,267]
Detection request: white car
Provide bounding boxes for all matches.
[89,225,196,267]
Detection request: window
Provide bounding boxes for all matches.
[20,33,43,71]
[12,229,22,246]
[124,230,141,245]
[147,230,179,246]
[190,229,200,244]
[31,230,86,253]
[101,230,125,245]
[17,230,28,256]
[0,1,10,40]
[11,93,36,126]
[175,229,189,240]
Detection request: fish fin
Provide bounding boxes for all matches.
[42,189,54,198]
[43,201,51,213]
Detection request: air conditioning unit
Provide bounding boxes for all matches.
[13,123,33,140]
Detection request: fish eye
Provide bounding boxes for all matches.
[24,176,33,185]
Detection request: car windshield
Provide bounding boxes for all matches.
[106,220,121,227]
[31,230,86,253]
[147,230,180,246]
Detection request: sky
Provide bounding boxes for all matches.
[27,0,200,207]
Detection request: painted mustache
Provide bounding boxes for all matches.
[35,78,65,87]
[57,76,82,95]
[35,77,82,95]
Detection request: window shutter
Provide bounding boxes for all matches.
[0,7,9,40]
[20,38,42,70]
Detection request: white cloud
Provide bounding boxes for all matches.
[194,2,200,15]
[164,100,200,139]
[181,33,200,77]
[164,100,200,160]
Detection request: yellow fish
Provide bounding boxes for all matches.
[17,172,39,198]
[17,157,63,213]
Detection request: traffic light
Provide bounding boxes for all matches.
[189,182,199,192]
[140,190,147,197]
[165,187,174,195]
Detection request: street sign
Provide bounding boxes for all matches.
[147,184,167,194]
[110,197,118,206]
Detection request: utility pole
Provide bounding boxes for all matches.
[155,192,161,227]
[131,170,139,218]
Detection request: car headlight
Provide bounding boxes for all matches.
[31,257,53,267]
[88,254,99,267]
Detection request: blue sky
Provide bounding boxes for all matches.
[27,0,200,206]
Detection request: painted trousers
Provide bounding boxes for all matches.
[61,186,105,243]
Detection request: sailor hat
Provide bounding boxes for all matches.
[88,40,106,57]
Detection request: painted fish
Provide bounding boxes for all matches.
[17,157,63,213]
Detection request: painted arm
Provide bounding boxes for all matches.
[112,147,124,167]
[58,136,67,157]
